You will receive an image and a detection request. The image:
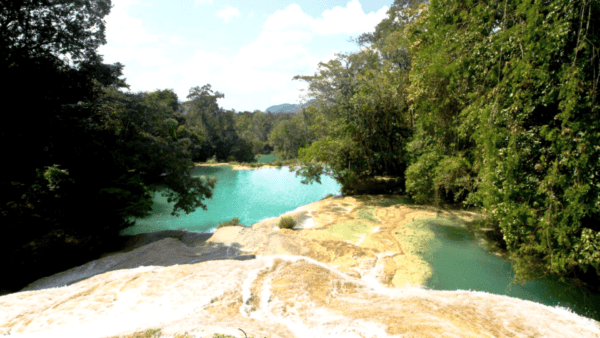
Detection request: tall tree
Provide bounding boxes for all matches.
[0,0,216,294]
[407,0,600,287]
[293,2,419,192]
[183,85,256,162]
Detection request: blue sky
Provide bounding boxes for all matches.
[69,0,392,112]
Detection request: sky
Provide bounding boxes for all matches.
[74,0,393,112]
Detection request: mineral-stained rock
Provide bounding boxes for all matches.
[2,256,600,338]
[2,195,599,338]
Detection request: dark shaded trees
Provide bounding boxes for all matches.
[0,0,215,293]
[183,84,256,162]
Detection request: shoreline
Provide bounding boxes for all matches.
[193,162,282,171]
[6,194,600,338]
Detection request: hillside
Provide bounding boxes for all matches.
[264,103,301,114]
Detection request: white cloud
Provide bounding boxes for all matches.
[312,0,388,35]
[102,0,157,46]
[248,11,254,19]
[182,1,388,108]
[217,6,240,23]
[95,0,389,111]
[262,0,387,36]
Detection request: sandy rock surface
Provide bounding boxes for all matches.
[2,195,600,338]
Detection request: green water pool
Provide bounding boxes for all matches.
[417,218,600,322]
[121,165,341,235]
[123,166,600,323]
[255,154,278,163]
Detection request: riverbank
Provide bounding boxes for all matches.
[194,162,285,171]
[193,157,305,171]
[3,194,599,338]
[209,194,485,288]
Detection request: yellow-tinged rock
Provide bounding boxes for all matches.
[2,195,599,338]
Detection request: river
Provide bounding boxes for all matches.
[123,164,600,322]
[120,165,342,236]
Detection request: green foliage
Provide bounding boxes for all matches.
[0,0,216,293]
[207,155,218,164]
[268,115,314,160]
[291,5,418,192]
[406,154,473,205]
[405,152,442,204]
[407,0,600,285]
[278,216,297,229]
[217,217,246,229]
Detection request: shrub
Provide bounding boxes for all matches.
[217,217,245,229]
[278,216,296,229]
[207,155,218,164]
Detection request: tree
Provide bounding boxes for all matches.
[183,85,257,162]
[268,115,314,160]
[0,0,112,67]
[407,0,600,287]
[292,5,417,192]
[404,0,479,205]
[0,0,215,294]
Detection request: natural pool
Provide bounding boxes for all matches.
[414,218,600,322]
[121,165,342,235]
[255,154,278,163]
[122,166,600,322]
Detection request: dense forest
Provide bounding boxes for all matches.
[292,0,600,290]
[1,0,599,297]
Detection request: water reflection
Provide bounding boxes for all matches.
[123,165,341,236]
[422,219,600,321]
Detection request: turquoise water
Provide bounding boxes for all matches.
[255,154,278,163]
[121,165,341,235]
[122,167,600,322]
[419,219,600,322]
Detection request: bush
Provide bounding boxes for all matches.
[278,215,296,229]
[207,155,218,164]
[217,217,245,229]
[340,173,404,196]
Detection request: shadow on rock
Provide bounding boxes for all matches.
[19,230,255,293]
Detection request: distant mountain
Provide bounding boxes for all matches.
[264,103,301,114]
[177,100,317,115]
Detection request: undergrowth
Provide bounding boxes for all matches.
[278,215,296,229]
[217,217,247,229]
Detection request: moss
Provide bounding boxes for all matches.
[325,220,371,244]
[355,206,379,223]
